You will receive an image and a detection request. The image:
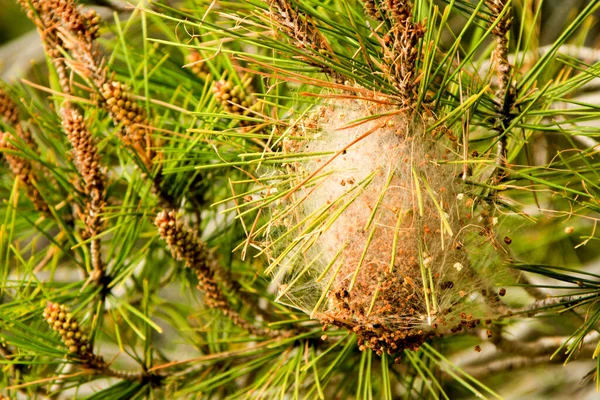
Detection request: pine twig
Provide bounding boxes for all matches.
[487,0,514,181]
[510,293,600,317]
[486,324,598,361]
[464,355,565,379]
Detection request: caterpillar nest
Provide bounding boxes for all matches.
[256,96,500,355]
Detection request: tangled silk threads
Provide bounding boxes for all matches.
[263,97,498,354]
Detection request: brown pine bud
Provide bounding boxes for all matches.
[212,79,257,127]
[187,51,209,80]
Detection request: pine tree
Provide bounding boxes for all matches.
[1,0,600,398]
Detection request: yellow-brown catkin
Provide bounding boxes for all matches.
[43,302,106,370]
[60,104,105,277]
[487,0,513,175]
[60,105,104,215]
[18,0,71,92]
[100,81,152,154]
[51,0,101,40]
[0,89,19,126]
[363,0,380,19]
[212,79,257,127]
[48,0,105,87]
[487,0,512,98]
[187,51,209,80]
[0,90,49,213]
[0,132,49,213]
[155,210,276,337]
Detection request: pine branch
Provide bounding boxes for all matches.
[16,0,71,93]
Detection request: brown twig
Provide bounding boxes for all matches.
[486,323,598,361]
[463,354,586,379]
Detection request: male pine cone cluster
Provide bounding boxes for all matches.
[212,79,257,127]
[43,303,106,369]
[155,210,227,309]
[100,81,149,145]
[187,51,210,80]
[61,105,105,237]
[0,89,19,126]
[0,89,49,212]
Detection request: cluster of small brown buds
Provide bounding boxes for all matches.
[100,81,149,145]
[155,210,223,306]
[60,105,105,238]
[84,9,101,39]
[212,79,257,127]
[52,0,97,39]
[487,0,512,36]
[0,132,49,213]
[43,302,106,369]
[155,210,210,271]
[61,105,104,198]
[187,51,209,80]
[155,210,276,337]
[387,0,412,23]
[17,0,77,93]
[0,89,20,126]
[363,0,380,19]
[0,90,49,212]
